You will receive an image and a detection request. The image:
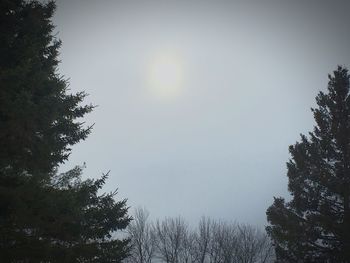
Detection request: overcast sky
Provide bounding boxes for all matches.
[54,0,350,226]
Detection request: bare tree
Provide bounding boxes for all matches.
[192,217,212,263]
[207,221,238,263]
[207,220,223,263]
[154,217,188,263]
[125,212,274,263]
[126,207,156,263]
[179,231,197,263]
[235,224,274,263]
[255,231,274,263]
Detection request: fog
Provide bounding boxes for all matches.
[54,0,350,226]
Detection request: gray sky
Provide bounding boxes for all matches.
[54,0,350,226]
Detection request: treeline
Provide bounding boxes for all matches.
[124,208,274,263]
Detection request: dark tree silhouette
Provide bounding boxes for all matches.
[0,0,93,175]
[266,66,350,262]
[0,1,131,261]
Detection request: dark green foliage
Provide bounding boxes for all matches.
[0,168,131,262]
[0,0,131,261]
[266,66,350,262]
[0,0,93,175]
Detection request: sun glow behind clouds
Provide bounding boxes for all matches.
[147,51,185,99]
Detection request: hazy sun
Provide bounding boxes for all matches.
[148,52,184,98]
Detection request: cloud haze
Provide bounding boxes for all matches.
[54,0,350,226]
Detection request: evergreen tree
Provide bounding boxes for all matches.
[0,1,131,261]
[266,66,350,262]
[1,167,131,262]
[0,0,92,175]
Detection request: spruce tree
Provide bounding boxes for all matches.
[266,66,350,262]
[0,0,92,175]
[0,1,131,261]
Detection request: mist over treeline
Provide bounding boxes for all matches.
[124,208,274,263]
